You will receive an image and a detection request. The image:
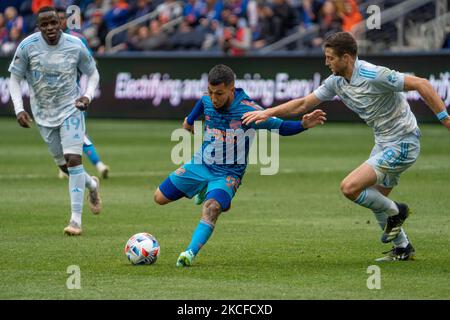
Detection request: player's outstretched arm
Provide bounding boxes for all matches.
[242,93,322,125]
[404,75,450,131]
[301,109,327,129]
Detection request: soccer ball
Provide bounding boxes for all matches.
[124,232,160,265]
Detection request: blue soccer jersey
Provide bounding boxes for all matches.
[191,88,283,178]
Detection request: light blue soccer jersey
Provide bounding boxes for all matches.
[313,58,418,143]
[192,88,283,178]
[9,31,97,127]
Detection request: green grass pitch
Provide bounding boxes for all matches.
[0,117,449,299]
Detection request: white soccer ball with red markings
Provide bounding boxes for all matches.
[125,232,160,265]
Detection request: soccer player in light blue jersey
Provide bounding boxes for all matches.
[243,32,450,262]
[8,6,103,236]
[154,64,327,267]
[56,7,110,179]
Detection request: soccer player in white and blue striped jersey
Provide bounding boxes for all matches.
[8,7,102,236]
[242,32,450,261]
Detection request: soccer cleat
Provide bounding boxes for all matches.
[64,221,82,236]
[375,243,416,262]
[96,162,110,179]
[381,202,411,243]
[194,187,207,205]
[88,176,102,215]
[176,250,195,267]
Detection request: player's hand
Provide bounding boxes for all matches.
[183,117,194,134]
[75,96,90,111]
[16,111,33,128]
[241,110,270,125]
[442,117,450,132]
[301,109,327,129]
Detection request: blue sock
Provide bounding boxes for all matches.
[186,220,214,256]
[83,143,100,166]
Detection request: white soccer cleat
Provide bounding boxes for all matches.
[64,221,82,236]
[88,176,102,215]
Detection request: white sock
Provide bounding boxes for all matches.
[96,161,107,171]
[372,210,410,248]
[68,165,86,226]
[85,172,97,191]
[354,187,399,216]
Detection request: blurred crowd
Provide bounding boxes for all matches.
[0,0,448,56]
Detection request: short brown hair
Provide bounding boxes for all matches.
[324,32,358,57]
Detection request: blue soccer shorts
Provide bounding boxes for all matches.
[159,160,241,211]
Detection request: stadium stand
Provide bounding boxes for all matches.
[0,0,448,56]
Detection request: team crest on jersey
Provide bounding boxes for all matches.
[229,119,242,130]
[205,115,210,121]
[387,74,397,84]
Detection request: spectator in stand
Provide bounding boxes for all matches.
[84,0,112,21]
[339,0,362,33]
[220,12,251,56]
[103,0,130,31]
[169,17,204,50]
[4,6,25,34]
[252,0,275,49]
[156,0,183,24]
[82,9,108,52]
[32,0,54,14]
[198,0,224,22]
[0,13,8,46]
[137,19,170,50]
[271,0,299,42]
[298,0,320,29]
[130,0,158,22]
[224,0,247,17]
[309,0,342,48]
[1,25,22,55]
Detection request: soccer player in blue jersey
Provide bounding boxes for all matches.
[56,7,110,179]
[154,64,327,267]
[243,32,450,261]
[8,7,102,236]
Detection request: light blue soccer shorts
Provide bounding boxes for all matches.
[366,129,421,188]
[168,159,241,200]
[37,110,85,165]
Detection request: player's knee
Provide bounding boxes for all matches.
[340,180,359,200]
[202,199,221,225]
[154,189,170,205]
